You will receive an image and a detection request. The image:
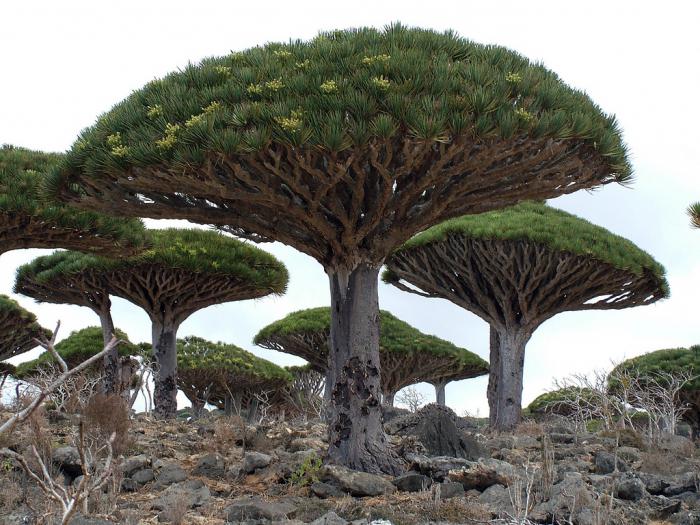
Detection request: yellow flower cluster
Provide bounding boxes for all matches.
[107,133,129,157]
[506,72,523,84]
[156,123,181,150]
[371,75,391,90]
[320,80,338,93]
[247,83,264,95]
[275,110,304,132]
[514,107,535,123]
[146,104,163,119]
[273,49,293,59]
[265,78,284,91]
[295,59,310,70]
[215,65,232,76]
[202,101,222,114]
[362,54,391,65]
[185,114,205,128]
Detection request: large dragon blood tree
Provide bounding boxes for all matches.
[0,294,50,361]
[20,229,288,419]
[254,307,488,406]
[176,336,292,420]
[610,346,700,435]
[0,145,144,255]
[52,25,632,472]
[384,202,669,430]
[14,251,128,394]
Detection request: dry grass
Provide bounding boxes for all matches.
[514,420,544,437]
[81,393,132,455]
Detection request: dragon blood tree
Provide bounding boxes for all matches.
[100,229,286,418]
[0,294,50,361]
[14,251,127,394]
[15,326,137,381]
[611,346,700,435]
[177,336,292,420]
[53,25,632,472]
[384,202,669,430]
[254,307,488,406]
[0,145,145,255]
[688,203,700,229]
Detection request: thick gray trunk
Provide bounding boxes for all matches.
[489,327,530,431]
[99,306,119,395]
[326,263,400,475]
[487,326,500,427]
[152,322,178,419]
[434,381,447,406]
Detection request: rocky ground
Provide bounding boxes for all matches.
[1,404,699,525]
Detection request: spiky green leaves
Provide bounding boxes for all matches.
[0,145,146,255]
[388,202,668,289]
[60,24,630,179]
[0,295,50,361]
[688,202,700,229]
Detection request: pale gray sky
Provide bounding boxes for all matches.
[1,0,699,415]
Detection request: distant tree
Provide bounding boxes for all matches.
[0,145,145,256]
[611,346,700,435]
[688,202,700,229]
[0,294,50,361]
[254,307,488,406]
[28,229,288,419]
[395,385,427,413]
[15,251,122,393]
[176,336,292,420]
[53,26,632,472]
[14,326,137,379]
[384,202,668,430]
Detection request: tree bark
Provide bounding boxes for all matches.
[326,263,400,475]
[98,305,119,395]
[489,327,530,431]
[152,322,178,419]
[384,391,395,406]
[487,326,500,427]
[433,380,448,406]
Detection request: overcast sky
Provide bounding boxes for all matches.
[1,0,699,415]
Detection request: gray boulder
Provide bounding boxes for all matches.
[593,451,627,474]
[615,476,647,501]
[193,453,225,478]
[321,464,396,497]
[224,496,296,521]
[153,463,187,489]
[122,454,150,477]
[310,511,349,525]
[405,453,471,481]
[310,481,346,499]
[448,458,515,491]
[434,481,464,499]
[392,472,432,492]
[52,446,82,479]
[152,479,210,511]
[243,451,273,474]
[132,468,155,485]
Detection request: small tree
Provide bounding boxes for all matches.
[41,229,288,419]
[254,307,488,406]
[0,145,145,256]
[384,202,668,430]
[611,346,700,436]
[0,294,50,361]
[53,26,631,472]
[177,336,292,421]
[15,252,126,393]
[687,202,700,229]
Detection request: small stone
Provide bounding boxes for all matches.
[192,453,225,478]
[392,473,432,492]
[121,478,138,492]
[122,454,150,477]
[435,481,464,499]
[616,476,647,501]
[243,451,273,474]
[448,458,514,491]
[132,468,155,485]
[321,464,396,497]
[310,481,346,499]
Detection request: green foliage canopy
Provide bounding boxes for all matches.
[0,145,145,255]
[611,346,700,392]
[0,294,50,361]
[14,326,137,379]
[387,202,667,287]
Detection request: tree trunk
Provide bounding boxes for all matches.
[326,263,400,475]
[489,327,530,431]
[224,395,233,416]
[384,391,395,406]
[434,380,448,406]
[487,326,500,427]
[98,305,120,395]
[152,321,178,419]
[191,398,205,419]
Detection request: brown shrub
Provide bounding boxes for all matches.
[514,419,544,437]
[80,393,132,455]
